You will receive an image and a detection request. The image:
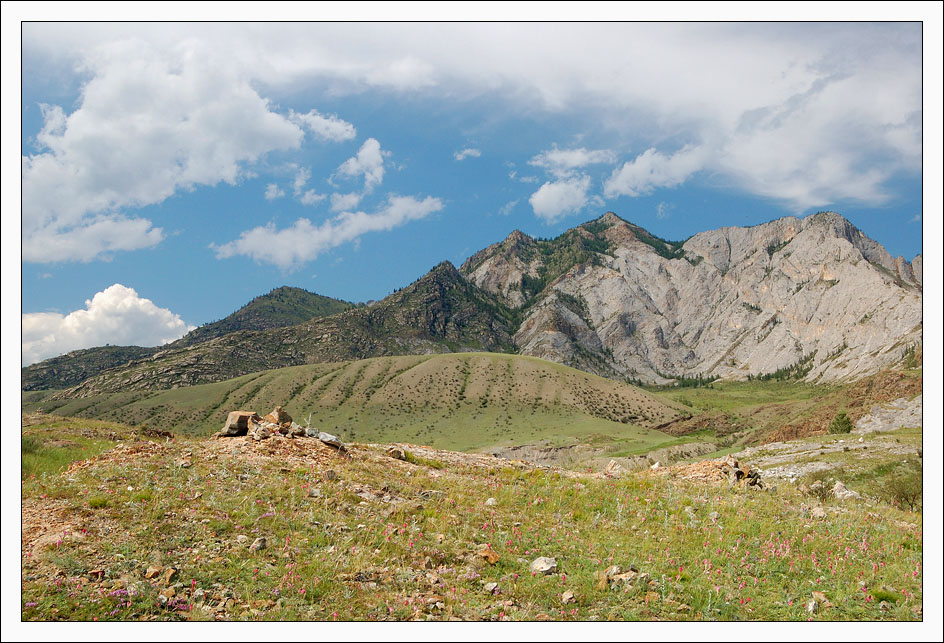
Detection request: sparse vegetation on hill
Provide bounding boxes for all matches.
[20,412,923,622]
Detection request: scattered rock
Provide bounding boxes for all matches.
[561,590,576,604]
[811,506,827,520]
[386,446,406,460]
[325,470,339,481]
[832,480,862,501]
[474,544,500,565]
[236,535,248,544]
[318,432,344,449]
[650,461,661,470]
[264,406,293,425]
[708,511,720,522]
[806,598,818,614]
[530,557,558,575]
[162,567,177,586]
[604,460,623,477]
[485,497,497,507]
[249,537,266,551]
[221,411,260,437]
[483,582,499,594]
[144,565,162,580]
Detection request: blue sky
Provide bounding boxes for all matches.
[14,21,932,365]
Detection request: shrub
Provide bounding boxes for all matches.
[883,459,922,511]
[828,412,853,434]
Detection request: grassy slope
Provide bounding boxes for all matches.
[21,414,922,622]
[23,353,683,453]
[647,366,922,449]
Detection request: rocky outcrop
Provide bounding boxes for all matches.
[465,211,922,383]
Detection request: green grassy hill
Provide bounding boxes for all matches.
[24,353,682,453]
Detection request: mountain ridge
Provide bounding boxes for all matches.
[24,210,921,396]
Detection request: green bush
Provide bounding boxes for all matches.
[828,411,853,434]
[883,459,922,511]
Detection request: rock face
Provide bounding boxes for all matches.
[462,211,921,383]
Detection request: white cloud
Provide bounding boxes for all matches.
[293,167,312,196]
[529,146,617,177]
[498,199,519,216]
[656,201,672,220]
[299,190,326,206]
[21,284,194,366]
[21,23,922,215]
[214,194,444,269]
[528,175,592,223]
[909,214,921,224]
[334,138,385,193]
[290,109,356,142]
[330,192,363,212]
[264,183,285,200]
[604,145,708,198]
[22,37,304,263]
[454,148,481,161]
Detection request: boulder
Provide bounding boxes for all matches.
[386,446,406,460]
[832,481,861,501]
[530,557,558,575]
[264,406,293,425]
[220,411,261,437]
[318,432,343,449]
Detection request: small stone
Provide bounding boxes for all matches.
[318,432,343,449]
[561,590,576,604]
[604,460,622,477]
[145,565,162,580]
[308,487,322,498]
[811,506,827,520]
[386,447,406,460]
[162,567,178,586]
[160,587,176,599]
[250,537,266,551]
[650,462,661,470]
[485,497,497,506]
[475,544,500,565]
[530,556,558,575]
[708,511,720,522]
[483,582,499,594]
[806,598,819,614]
[325,470,338,481]
[236,535,248,544]
[193,588,206,603]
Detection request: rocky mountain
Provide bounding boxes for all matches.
[22,286,354,391]
[168,286,356,348]
[462,211,922,383]
[52,262,517,396]
[26,211,922,396]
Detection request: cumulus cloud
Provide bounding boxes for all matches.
[299,190,326,206]
[454,148,481,161]
[604,145,709,198]
[21,23,922,219]
[334,138,385,193]
[529,175,592,223]
[22,38,304,263]
[214,195,443,269]
[529,146,617,177]
[21,284,194,365]
[330,192,363,212]
[265,183,285,200]
[289,109,356,142]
